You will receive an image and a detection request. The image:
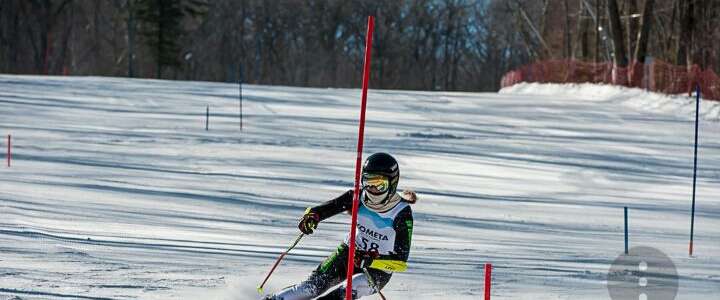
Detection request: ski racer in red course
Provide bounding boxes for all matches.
[264,152,416,300]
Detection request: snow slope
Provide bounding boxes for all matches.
[0,76,718,299]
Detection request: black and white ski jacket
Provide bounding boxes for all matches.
[309,190,414,272]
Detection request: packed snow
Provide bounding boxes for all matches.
[0,75,718,299]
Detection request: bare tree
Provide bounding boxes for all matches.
[634,0,655,63]
[676,0,694,66]
[626,0,639,61]
[607,0,628,67]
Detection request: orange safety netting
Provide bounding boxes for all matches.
[501,59,720,101]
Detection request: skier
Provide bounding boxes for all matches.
[264,152,416,300]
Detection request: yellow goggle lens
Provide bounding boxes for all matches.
[362,174,389,193]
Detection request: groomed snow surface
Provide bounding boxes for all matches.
[0,76,718,300]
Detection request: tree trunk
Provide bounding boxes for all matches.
[239,1,247,84]
[581,20,589,60]
[41,1,51,74]
[595,0,600,63]
[573,0,589,60]
[634,0,655,63]
[663,0,678,60]
[10,4,20,72]
[93,1,101,73]
[157,6,163,79]
[685,0,696,67]
[127,0,136,77]
[540,0,550,46]
[677,0,694,66]
[607,0,628,66]
[59,3,75,75]
[443,2,454,89]
[627,0,639,62]
[515,0,551,58]
[563,0,571,58]
[692,0,705,68]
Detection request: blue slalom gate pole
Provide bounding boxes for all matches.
[239,63,243,131]
[689,84,700,256]
[624,207,628,255]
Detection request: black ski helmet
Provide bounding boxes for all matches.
[362,152,400,199]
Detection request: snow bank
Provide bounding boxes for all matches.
[501,82,720,121]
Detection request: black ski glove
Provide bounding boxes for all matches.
[354,249,379,269]
[298,211,320,234]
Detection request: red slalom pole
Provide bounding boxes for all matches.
[257,233,305,295]
[6,134,10,167]
[345,15,374,300]
[484,263,492,300]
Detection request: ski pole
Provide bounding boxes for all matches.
[362,267,387,300]
[257,233,305,294]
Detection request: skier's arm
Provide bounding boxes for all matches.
[307,190,353,221]
[369,206,413,272]
[388,206,413,262]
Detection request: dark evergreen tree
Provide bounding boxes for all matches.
[136,0,206,78]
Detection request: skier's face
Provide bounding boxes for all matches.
[362,173,389,195]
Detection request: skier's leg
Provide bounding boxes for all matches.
[268,245,349,300]
[315,269,392,300]
[268,271,336,300]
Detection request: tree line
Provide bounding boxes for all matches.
[0,0,718,91]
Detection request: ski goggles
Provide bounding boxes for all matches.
[362,173,390,194]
